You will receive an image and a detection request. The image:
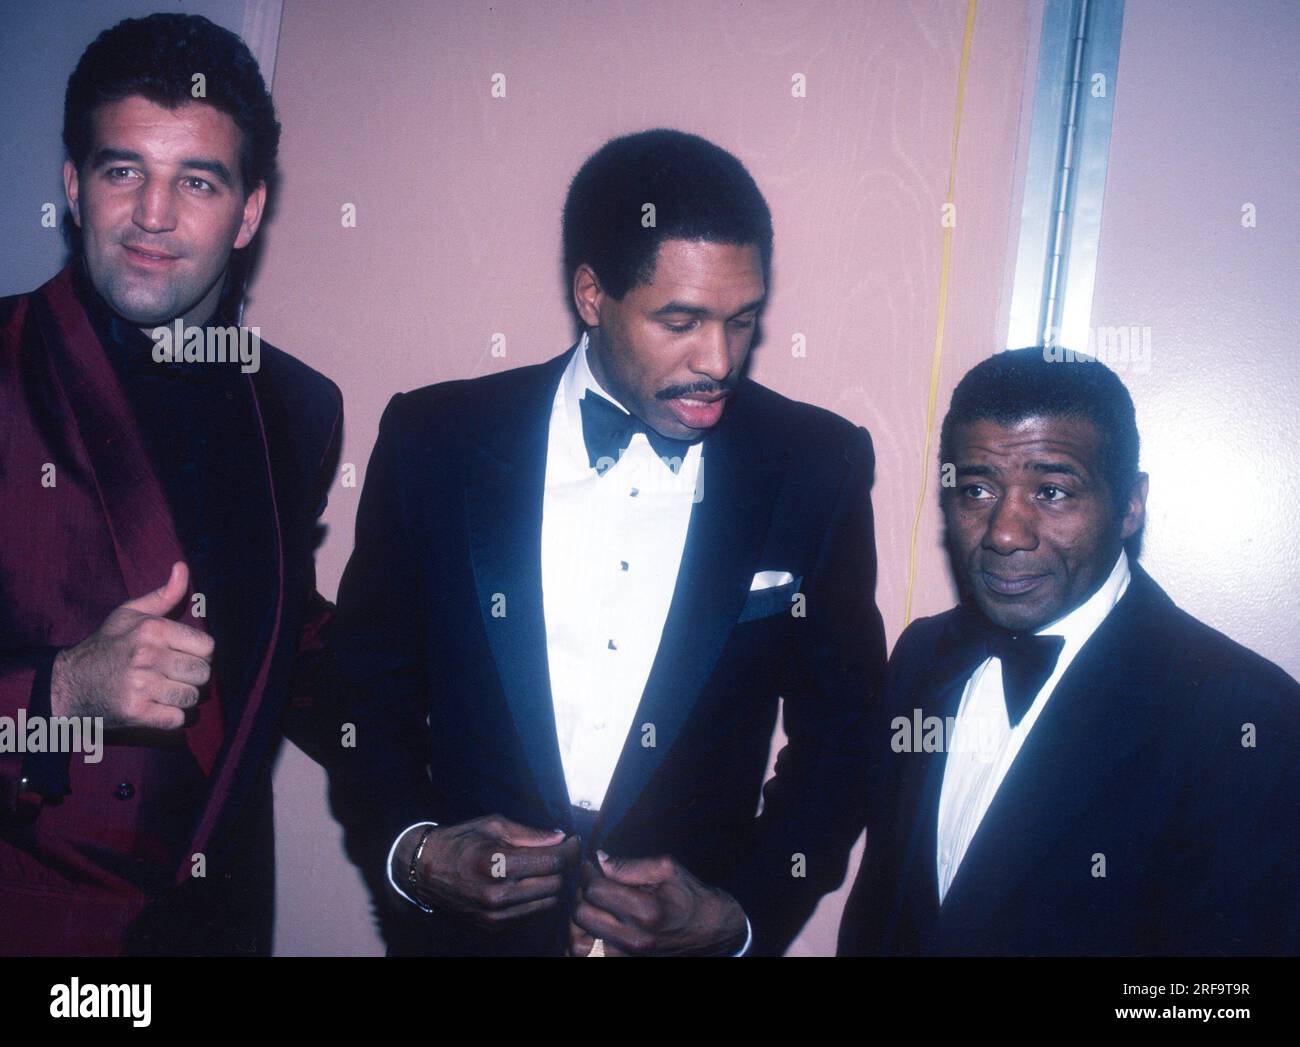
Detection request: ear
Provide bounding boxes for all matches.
[572,263,603,328]
[1120,472,1149,540]
[233,181,267,250]
[63,160,82,227]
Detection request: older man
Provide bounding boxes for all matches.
[839,347,1299,956]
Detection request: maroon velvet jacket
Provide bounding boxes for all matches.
[0,263,342,955]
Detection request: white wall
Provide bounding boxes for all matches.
[1091,0,1299,679]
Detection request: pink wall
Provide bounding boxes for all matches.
[1090,0,1300,680]
[251,0,1038,955]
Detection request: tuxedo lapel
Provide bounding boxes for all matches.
[886,623,977,951]
[464,349,575,815]
[597,384,787,840]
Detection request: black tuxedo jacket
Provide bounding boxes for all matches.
[838,563,1300,956]
[332,345,886,955]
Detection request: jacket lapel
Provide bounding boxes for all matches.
[886,620,980,951]
[37,267,189,615]
[596,383,787,840]
[181,369,287,879]
[34,265,225,774]
[464,350,575,816]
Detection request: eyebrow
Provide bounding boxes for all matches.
[1028,461,1085,479]
[90,147,234,188]
[954,461,1086,480]
[91,148,144,168]
[650,296,767,319]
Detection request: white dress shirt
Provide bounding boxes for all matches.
[541,330,703,810]
[936,550,1131,903]
[389,335,750,953]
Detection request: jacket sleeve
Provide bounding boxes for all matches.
[835,617,932,956]
[717,425,887,955]
[0,647,71,813]
[280,382,345,768]
[327,393,440,873]
[1159,658,1300,955]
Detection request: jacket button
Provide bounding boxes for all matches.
[113,781,135,801]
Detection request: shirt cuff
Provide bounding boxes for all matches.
[732,915,753,957]
[387,820,438,908]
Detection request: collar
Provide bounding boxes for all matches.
[560,330,675,468]
[1035,549,1131,665]
[571,327,627,398]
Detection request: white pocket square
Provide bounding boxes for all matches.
[749,570,795,591]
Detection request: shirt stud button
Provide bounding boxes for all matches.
[114,781,135,801]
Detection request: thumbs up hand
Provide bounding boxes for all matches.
[50,562,215,730]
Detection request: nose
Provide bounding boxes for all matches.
[687,321,735,385]
[132,177,178,234]
[983,488,1039,555]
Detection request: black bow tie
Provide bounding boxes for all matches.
[579,391,696,474]
[985,628,1065,727]
[953,611,1065,727]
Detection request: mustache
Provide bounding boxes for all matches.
[656,378,736,400]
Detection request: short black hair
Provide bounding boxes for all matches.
[561,129,773,310]
[939,347,1141,514]
[64,13,280,193]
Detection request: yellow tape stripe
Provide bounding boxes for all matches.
[903,0,978,626]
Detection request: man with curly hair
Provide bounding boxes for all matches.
[0,13,342,956]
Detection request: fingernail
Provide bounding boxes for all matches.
[597,849,609,863]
